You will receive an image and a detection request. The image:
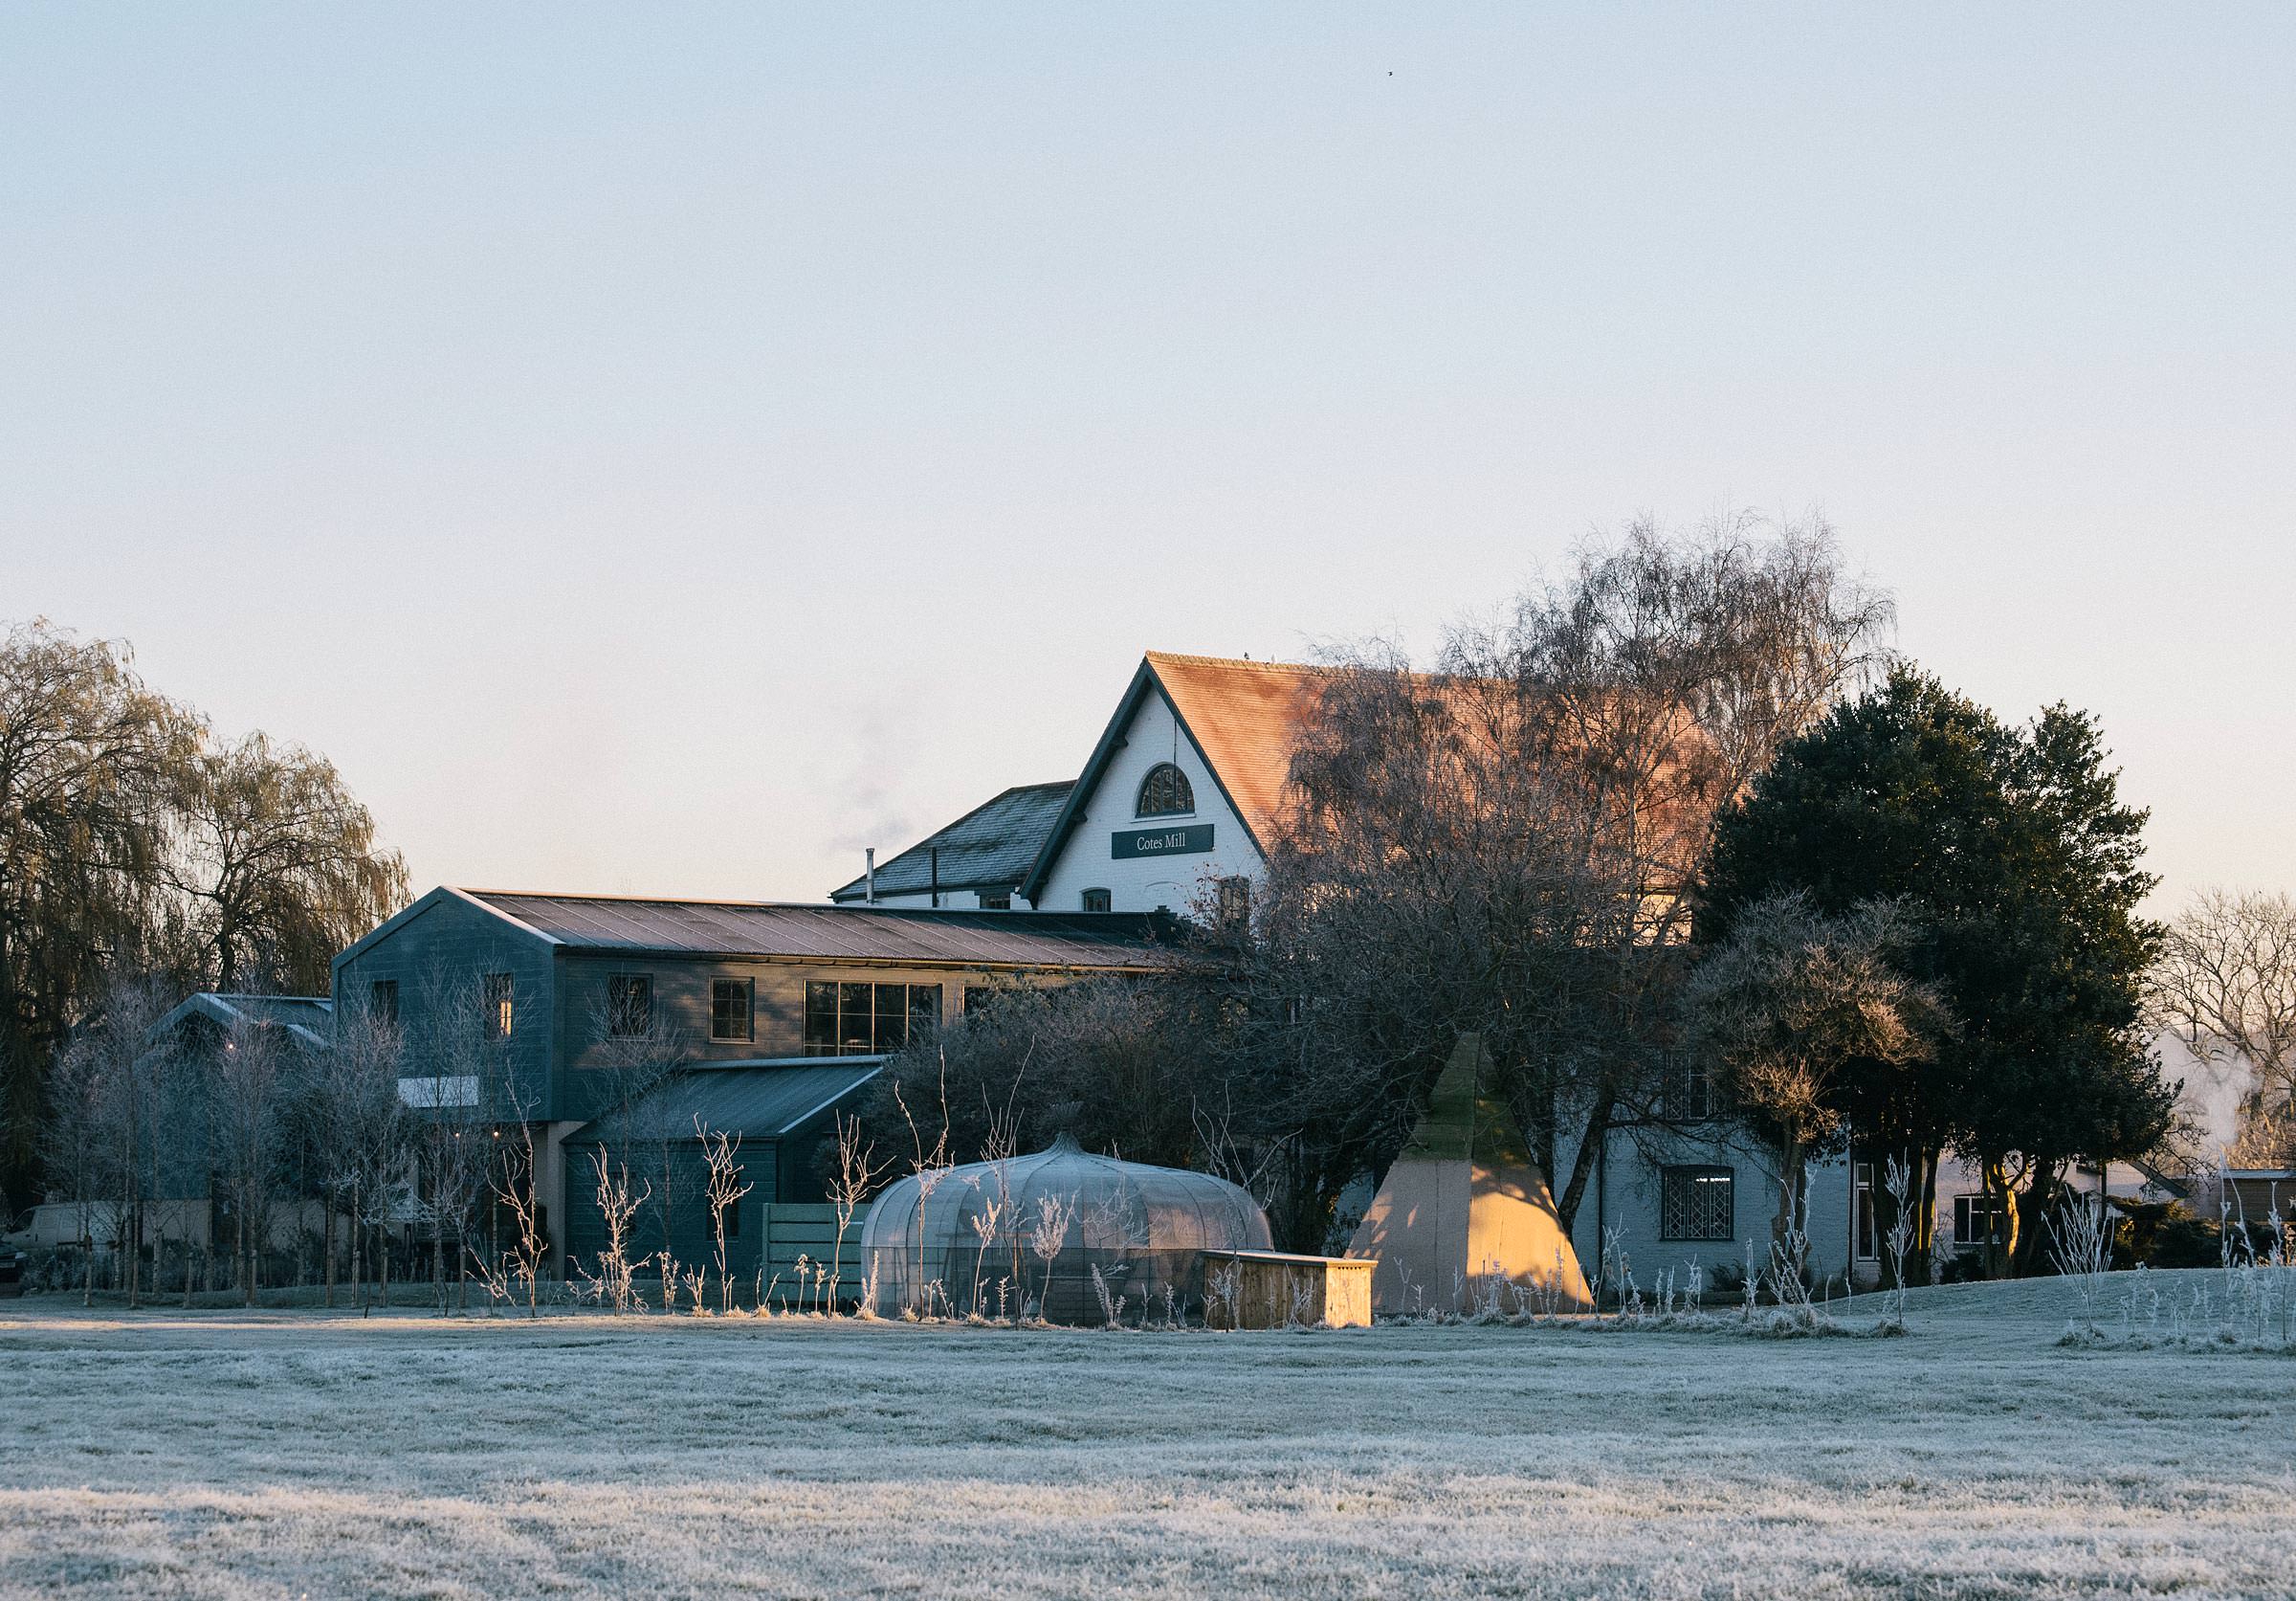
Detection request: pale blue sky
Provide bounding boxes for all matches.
[6,7,2290,909]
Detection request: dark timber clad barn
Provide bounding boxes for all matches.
[332,887,1180,1280]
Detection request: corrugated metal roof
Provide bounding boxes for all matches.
[148,992,336,1052]
[563,1057,884,1145]
[828,781,1074,901]
[466,890,1179,969]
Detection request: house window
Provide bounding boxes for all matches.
[1661,1057,1718,1122]
[1216,876,1250,929]
[1081,888,1113,913]
[978,890,1011,910]
[711,978,753,1043]
[1137,763,1194,817]
[607,974,652,1037]
[804,981,942,1056]
[483,972,514,1040]
[1954,1192,2007,1248]
[1660,1166,1734,1241]
[369,979,399,1026]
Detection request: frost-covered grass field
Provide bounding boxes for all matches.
[3,1271,2291,1600]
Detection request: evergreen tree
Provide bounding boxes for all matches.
[1702,667,2174,1277]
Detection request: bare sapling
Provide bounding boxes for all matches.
[587,1146,649,1312]
[893,1071,956,1315]
[697,1117,753,1314]
[1882,1154,1916,1329]
[827,1111,889,1318]
[1026,1190,1077,1322]
[967,1186,1007,1320]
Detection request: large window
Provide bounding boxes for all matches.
[1080,888,1113,913]
[804,981,941,1056]
[1137,762,1194,817]
[607,974,653,1037]
[711,978,753,1043]
[1954,1192,2007,1248]
[1660,1166,1735,1241]
[369,979,399,1027]
[483,972,514,1040]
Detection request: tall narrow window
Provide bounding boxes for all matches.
[1854,1162,1878,1261]
[1137,763,1194,817]
[1081,888,1113,913]
[483,972,514,1040]
[607,974,652,1037]
[711,978,753,1043]
[1215,877,1250,930]
[838,982,874,1053]
[907,984,942,1039]
[369,979,399,1027]
[805,982,838,1052]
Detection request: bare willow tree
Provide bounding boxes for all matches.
[0,621,198,1216]
[1687,892,1951,1251]
[3,618,408,1222]
[164,731,408,995]
[1247,514,1894,1247]
[2152,889,2296,1167]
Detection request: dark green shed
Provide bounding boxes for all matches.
[560,1056,882,1286]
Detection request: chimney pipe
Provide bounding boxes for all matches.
[930,846,940,909]
[865,848,875,905]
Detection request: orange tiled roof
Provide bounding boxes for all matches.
[1143,652,1330,850]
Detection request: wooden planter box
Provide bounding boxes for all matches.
[1201,1250,1375,1329]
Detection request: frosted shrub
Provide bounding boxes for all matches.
[1090,1263,1125,1328]
[1205,1262,1241,1329]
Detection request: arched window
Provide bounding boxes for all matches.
[1137,762,1194,817]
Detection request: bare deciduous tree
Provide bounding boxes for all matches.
[2151,889,2296,1167]
[1247,514,1894,1247]
[1687,892,1950,1246]
[212,1013,290,1306]
[827,1109,889,1317]
[305,1001,407,1309]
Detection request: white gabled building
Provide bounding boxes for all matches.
[1020,652,1322,918]
[834,648,2207,1297]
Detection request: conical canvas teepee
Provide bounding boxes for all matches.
[1346,1034,1595,1315]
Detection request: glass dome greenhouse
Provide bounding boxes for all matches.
[861,1136,1272,1323]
